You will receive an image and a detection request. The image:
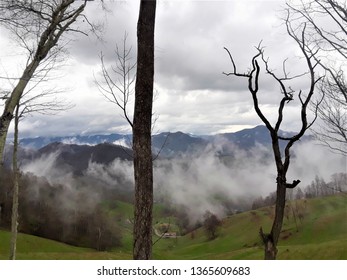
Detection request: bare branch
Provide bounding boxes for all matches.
[95,32,135,128]
[286,0,347,155]
[223,47,250,78]
[152,132,170,161]
[224,44,274,133]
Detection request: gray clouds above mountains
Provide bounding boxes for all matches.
[1,0,324,137]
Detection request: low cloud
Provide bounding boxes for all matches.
[20,139,345,223]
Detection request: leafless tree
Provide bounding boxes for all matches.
[95,32,135,142]
[286,0,347,155]
[132,0,157,260]
[0,0,91,164]
[8,87,72,260]
[95,32,166,151]
[223,16,322,259]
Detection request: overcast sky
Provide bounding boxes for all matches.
[0,0,320,138]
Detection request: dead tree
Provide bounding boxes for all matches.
[224,18,322,259]
[287,0,347,155]
[0,0,89,163]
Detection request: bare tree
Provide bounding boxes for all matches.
[0,0,90,164]
[287,0,347,155]
[223,17,322,259]
[132,0,157,260]
[95,32,136,132]
[8,88,72,260]
[315,76,347,155]
[95,32,166,151]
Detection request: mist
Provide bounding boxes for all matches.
[21,151,101,216]
[20,139,346,223]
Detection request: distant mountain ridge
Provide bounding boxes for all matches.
[2,125,314,176]
[17,125,312,157]
[19,133,132,149]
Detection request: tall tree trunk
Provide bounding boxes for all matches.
[9,105,20,260]
[132,0,156,260]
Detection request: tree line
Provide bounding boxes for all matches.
[0,168,123,251]
[251,173,347,210]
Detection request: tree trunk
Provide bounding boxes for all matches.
[262,176,287,260]
[132,0,156,260]
[9,106,20,260]
[261,135,288,260]
[0,60,40,163]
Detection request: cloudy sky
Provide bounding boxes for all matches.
[0,0,320,138]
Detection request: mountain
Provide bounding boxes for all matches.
[3,142,133,175]
[19,133,132,150]
[215,125,305,151]
[152,131,209,157]
[217,125,272,149]
[36,142,133,175]
[16,125,313,158]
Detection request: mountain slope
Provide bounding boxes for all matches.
[0,230,131,260]
[1,194,345,260]
[152,131,209,157]
[154,194,347,260]
[36,142,133,175]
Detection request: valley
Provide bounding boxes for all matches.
[0,126,345,260]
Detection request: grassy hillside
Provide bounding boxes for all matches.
[0,230,132,260]
[0,194,346,259]
[154,194,347,260]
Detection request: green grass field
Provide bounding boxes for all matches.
[1,194,346,260]
[154,194,347,260]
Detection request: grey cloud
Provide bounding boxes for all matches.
[69,0,311,135]
[2,0,320,137]
[14,111,131,138]
[68,1,139,65]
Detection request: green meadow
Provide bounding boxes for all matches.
[0,194,346,260]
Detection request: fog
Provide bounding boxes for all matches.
[154,139,346,221]
[21,139,346,222]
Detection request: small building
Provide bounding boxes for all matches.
[163,232,177,238]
